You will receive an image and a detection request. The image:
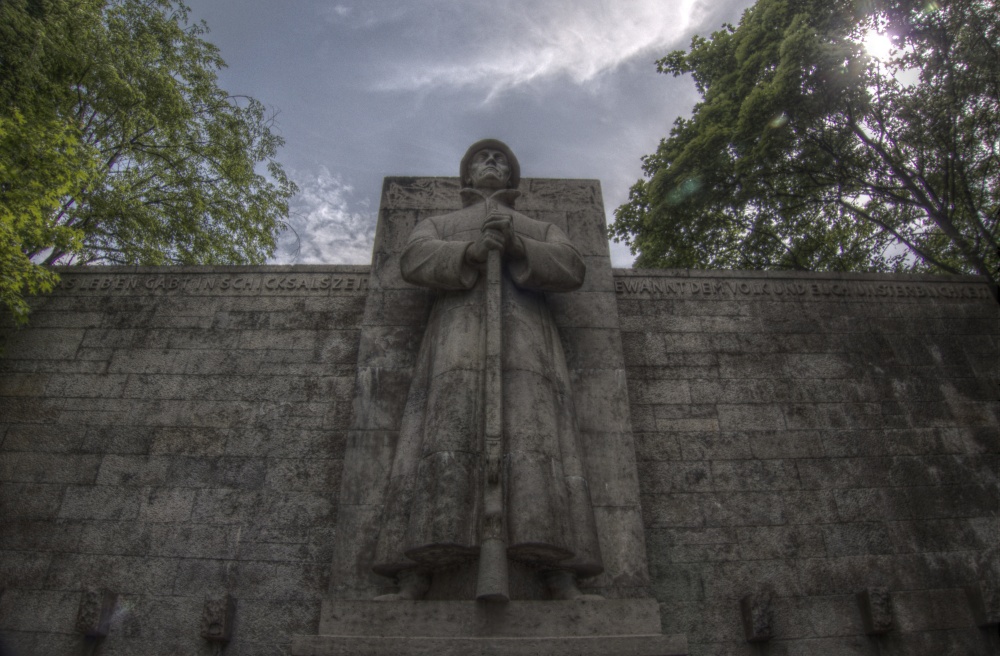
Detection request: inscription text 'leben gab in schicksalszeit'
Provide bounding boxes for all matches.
[614,278,990,301]
[56,274,369,294]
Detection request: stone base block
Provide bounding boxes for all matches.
[291,599,688,655]
[291,634,688,656]
[319,598,664,636]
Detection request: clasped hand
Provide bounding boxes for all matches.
[466,211,525,267]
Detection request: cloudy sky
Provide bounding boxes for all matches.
[183,0,754,266]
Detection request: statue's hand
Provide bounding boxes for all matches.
[466,213,508,267]
[484,213,526,261]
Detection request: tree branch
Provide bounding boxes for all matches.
[836,199,963,274]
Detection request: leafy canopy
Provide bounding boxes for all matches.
[612,0,999,288]
[0,0,296,323]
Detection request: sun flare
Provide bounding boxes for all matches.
[861,29,895,61]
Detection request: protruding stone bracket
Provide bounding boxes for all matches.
[858,587,893,635]
[75,589,118,638]
[966,581,1000,628]
[740,592,773,643]
[200,594,237,644]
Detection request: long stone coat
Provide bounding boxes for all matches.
[372,190,604,579]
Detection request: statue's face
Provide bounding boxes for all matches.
[468,149,511,190]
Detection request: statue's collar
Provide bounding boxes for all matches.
[460,187,520,209]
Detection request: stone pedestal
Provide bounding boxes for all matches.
[291,600,687,656]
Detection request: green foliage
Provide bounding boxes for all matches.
[0,0,296,323]
[0,111,90,323]
[613,0,1000,287]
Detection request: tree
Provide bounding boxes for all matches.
[612,0,1000,289]
[0,111,92,324]
[0,0,296,323]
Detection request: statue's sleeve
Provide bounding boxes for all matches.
[508,222,586,292]
[400,216,479,290]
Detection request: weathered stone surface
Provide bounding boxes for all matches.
[0,185,996,655]
[0,264,365,655]
[0,550,53,588]
[618,267,997,655]
[0,589,82,633]
[303,599,687,656]
[318,599,663,636]
[293,633,688,656]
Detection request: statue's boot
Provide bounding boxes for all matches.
[373,570,431,601]
[541,569,604,601]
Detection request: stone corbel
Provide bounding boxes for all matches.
[857,587,893,635]
[966,581,1000,628]
[200,594,237,644]
[75,589,117,638]
[740,591,774,642]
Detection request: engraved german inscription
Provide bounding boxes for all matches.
[613,277,990,301]
[55,273,369,295]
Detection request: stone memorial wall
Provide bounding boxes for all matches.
[0,265,369,655]
[615,268,998,654]
[0,176,997,656]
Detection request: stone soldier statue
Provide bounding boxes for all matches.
[372,139,603,601]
